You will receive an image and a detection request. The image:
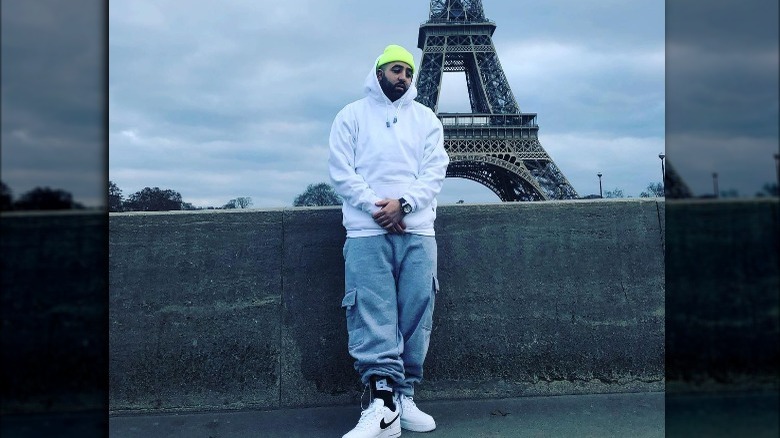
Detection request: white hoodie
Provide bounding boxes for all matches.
[329,60,449,238]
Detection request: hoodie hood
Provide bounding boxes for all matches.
[363,60,418,128]
[363,58,418,106]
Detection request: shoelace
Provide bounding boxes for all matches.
[399,395,418,413]
[354,401,381,430]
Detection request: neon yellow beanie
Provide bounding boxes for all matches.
[376,45,415,72]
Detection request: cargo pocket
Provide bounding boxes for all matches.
[422,276,439,331]
[341,288,364,349]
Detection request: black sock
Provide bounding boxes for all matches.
[370,375,396,411]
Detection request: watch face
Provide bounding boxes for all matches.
[403,204,412,214]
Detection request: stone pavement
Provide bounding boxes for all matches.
[4,390,778,437]
[108,392,665,438]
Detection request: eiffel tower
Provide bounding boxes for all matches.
[416,0,578,201]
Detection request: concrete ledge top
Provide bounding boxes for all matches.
[106,198,671,217]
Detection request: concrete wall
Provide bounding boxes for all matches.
[1,211,107,413]
[4,200,774,416]
[108,199,666,413]
[665,199,780,390]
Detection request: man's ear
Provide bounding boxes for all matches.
[376,69,383,80]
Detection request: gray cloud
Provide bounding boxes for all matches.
[665,0,778,196]
[108,0,668,207]
[667,0,778,51]
[1,0,104,206]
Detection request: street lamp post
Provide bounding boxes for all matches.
[658,153,666,182]
[597,172,603,198]
[712,172,719,198]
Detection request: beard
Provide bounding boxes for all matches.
[379,73,407,102]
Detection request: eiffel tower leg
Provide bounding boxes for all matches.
[464,52,490,113]
[475,51,518,114]
[416,52,444,112]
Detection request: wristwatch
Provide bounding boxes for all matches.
[399,197,412,215]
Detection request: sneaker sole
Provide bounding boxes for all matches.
[400,420,436,432]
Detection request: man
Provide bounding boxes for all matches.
[329,44,449,438]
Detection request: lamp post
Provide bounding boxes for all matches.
[597,172,603,198]
[712,172,719,198]
[658,153,666,183]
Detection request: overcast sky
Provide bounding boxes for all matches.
[2,1,776,208]
[666,0,779,197]
[1,0,103,206]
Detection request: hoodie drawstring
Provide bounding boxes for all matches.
[386,100,405,128]
[385,103,391,127]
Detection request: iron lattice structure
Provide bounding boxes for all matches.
[416,0,578,201]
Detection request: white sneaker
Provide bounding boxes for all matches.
[342,398,401,438]
[396,394,436,432]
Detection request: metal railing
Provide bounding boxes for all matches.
[438,113,538,128]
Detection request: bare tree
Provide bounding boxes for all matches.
[755,183,778,197]
[639,182,664,198]
[604,187,626,199]
[223,197,253,209]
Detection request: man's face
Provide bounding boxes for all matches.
[377,62,413,102]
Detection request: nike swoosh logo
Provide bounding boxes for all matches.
[380,413,400,430]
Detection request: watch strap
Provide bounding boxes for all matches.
[399,197,412,214]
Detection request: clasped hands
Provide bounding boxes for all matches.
[372,199,406,234]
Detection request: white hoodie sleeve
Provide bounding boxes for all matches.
[402,114,449,212]
[328,107,382,214]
